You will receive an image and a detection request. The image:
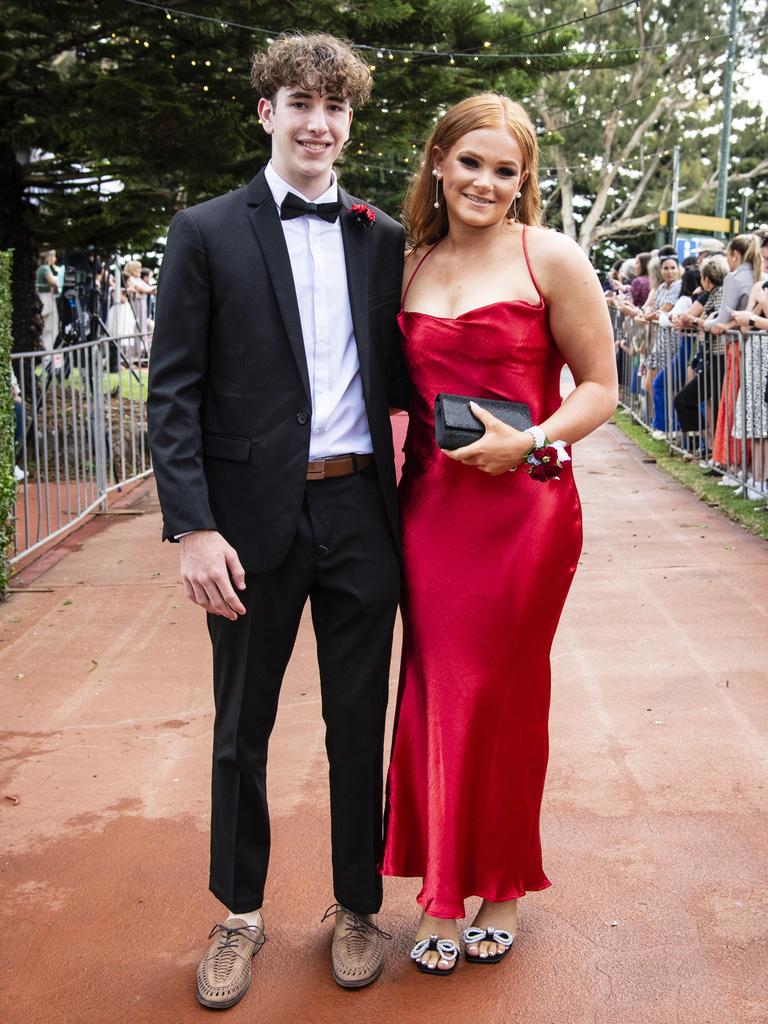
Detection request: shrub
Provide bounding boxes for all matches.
[0,250,15,597]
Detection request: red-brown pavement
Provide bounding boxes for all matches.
[1,418,767,1024]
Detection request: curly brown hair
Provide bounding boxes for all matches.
[250,33,372,107]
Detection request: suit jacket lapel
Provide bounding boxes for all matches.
[339,188,371,401]
[246,171,311,401]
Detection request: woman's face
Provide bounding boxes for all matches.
[661,259,678,284]
[434,126,528,229]
[634,259,642,276]
[761,245,768,274]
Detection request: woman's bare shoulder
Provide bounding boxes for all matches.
[524,226,594,285]
[524,224,585,261]
[404,244,433,267]
[402,245,438,290]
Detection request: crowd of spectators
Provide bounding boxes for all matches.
[605,231,768,497]
[34,249,156,357]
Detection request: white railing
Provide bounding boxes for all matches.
[10,332,152,562]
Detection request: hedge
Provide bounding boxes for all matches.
[0,250,15,597]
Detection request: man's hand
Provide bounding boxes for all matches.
[179,530,246,620]
[441,402,532,476]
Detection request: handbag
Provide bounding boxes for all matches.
[434,393,532,450]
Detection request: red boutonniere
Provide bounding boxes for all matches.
[526,441,571,482]
[348,203,376,228]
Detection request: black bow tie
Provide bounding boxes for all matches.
[280,191,343,223]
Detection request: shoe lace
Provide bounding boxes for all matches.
[320,903,392,943]
[207,922,265,965]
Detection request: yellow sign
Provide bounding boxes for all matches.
[659,211,737,232]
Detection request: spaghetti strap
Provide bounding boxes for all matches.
[521,225,544,303]
[402,246,439,307]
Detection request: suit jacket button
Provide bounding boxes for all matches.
[296,412,309,425]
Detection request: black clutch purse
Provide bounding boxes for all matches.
[434,393,533,450]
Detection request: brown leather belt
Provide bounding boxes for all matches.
[306,453,374,481]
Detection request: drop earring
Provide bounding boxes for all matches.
[511,190,522,222]
[432,169,441,209]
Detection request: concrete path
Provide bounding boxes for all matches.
[1,420,767,1024]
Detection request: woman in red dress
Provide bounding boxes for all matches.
[380,94,618,973]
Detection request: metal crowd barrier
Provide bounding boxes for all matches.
[10,332,152,562]
[611,308,768,502]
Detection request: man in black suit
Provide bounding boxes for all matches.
[148,33,407,1007]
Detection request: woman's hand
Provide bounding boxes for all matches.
[730,309,753,326]
[441,402,532,476]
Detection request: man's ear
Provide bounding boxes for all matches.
[258,96,275,134]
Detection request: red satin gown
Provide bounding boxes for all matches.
[380,226,583,918]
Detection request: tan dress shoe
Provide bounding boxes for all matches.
[322,904,390,989]
[196,919,266,1009]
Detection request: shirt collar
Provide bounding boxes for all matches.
[265,161,338,210]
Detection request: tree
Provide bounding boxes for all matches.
[502,0,768,256]
[2,0,585,351]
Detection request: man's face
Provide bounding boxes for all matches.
[258,86,352,197]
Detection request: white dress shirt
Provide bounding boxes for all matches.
[176,165,374,537]
[264,162,372,459]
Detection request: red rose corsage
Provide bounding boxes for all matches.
[526,440,571,481]
[348,203,376,228]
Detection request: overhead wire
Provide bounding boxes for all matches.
[116,0,763,71]
[121,0,641,56]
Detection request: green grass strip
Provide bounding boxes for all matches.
[35,365,148,401]
[611,409,768,544]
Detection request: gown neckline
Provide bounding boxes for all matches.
[399,296,545,321]
[398,225,546,322]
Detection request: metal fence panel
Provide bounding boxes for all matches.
[612,310,767,502]
[10,333,152,563]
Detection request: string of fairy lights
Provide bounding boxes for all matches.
[118,0,755,71]
[122,0,643,54]
[103,0,759,187]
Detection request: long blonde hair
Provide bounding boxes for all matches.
[647,256,663,290]
[404,93,542,250]
[728,234,763,282]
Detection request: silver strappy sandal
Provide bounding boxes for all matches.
[462,925,514,964]
[410,933,460,975]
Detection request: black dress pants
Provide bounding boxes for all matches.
[673,353,726,434]
[207,466,400,915]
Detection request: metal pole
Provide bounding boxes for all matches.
[670,144,681,247]
[740,190,749,232]
[715,0,738,221]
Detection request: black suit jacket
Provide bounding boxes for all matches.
[147,168,408,573]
